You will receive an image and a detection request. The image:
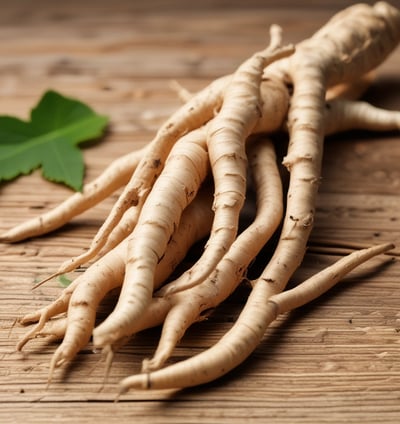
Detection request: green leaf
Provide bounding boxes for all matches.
[0,90,108,191]
[58,274,73,287]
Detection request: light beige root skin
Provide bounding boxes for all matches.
[163,0,400,296]
[54,74,228,278]
[154,187,214,288]
[20,125,211,359]
[96,205,141,259]
[142,137,283,371]
[102,190,216,370]
[119,242,394,392]
[23,318,67,344]
[9,0,400,394]
[92,126,210,347]
[17,240,128,356]
[97,136,281,372]
[252,1,400,302]
[163,34,294,295]
[118,1,400,391]
[325,71,375,101]
[324,99,400,135]
[169,79,195,103]
[48,242,127,376]
[18,188,214,370]
[16,278,81,351]
[284,2,400,89]
[103,192,216,372]
[33,204,141,291]
[159,77,290,299]
[23,74,226,289]
[0,147,146,244]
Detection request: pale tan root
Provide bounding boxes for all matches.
[31,126,211,354]
[267,243,394,312]
[16,278,81,351]
[164,30,294,294]
[92,126,210,347]
[308,237,400,257]
[159,76,290,298]
[33,203,141,290]
[48,241,127,375]
[103,189,215,375]
[172,74,292,136]
[10,1,400,393]
[250,1,400,303]
[172,69,374,118]
[97,184,214,264]
[324,99,400,135]
[83,188,215,373]
[310,92,400,254]
[124,1,400,389]
[45,188,213,374]
[96,206,140,258]
[154,187,214,289]
[292,2,400,88]
[17,240,127,354]
[0,147,145,243]
[23,318,68,343]
[142,136,283,371]
[55,74,229,278]
[325,71,375,101]
[96,136,279,370]
[119,242,393,392]
[169,80,194,103]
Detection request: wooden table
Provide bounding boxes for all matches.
[1,1,400,422]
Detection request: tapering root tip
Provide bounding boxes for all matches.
[0,227,27,243]
[386,242,395,251]
[32,272,61,290]
[369,242,395,256]
[16,334,33,352]
[157,266,209,296]
[269,24,283,48]
[47,350,68,387]
[16,311,50,350]
[0,227,35,243]
[18,312,41,325]
[118,373,152,393]
[102,345,115,385]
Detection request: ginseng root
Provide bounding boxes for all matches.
[119,242,394,391]
[2,1,399,394]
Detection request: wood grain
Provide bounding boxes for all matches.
[1,1,400,422]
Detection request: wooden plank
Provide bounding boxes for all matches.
[1,1,400,423]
